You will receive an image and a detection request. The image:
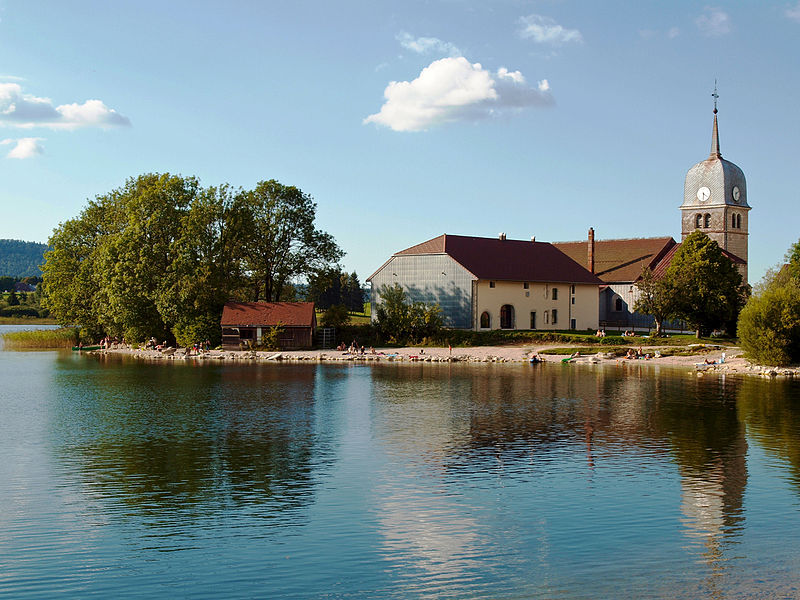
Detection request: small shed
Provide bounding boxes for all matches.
[221,302,316,350]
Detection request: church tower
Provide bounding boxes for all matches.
[680,91,750,282]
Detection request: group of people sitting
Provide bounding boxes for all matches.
[337,341,377,356]
[625,347,661,360]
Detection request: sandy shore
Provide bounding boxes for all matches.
[90,343,799,378]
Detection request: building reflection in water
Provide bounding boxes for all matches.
[368,363,751,594]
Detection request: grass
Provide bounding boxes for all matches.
[1,327,79,349]
[0,316,57,325]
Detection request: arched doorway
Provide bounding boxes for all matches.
[500,304,514,329]
[480,311,490,328]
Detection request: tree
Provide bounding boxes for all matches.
[320,304,350,329]
[7,290,19,306]
[738,239,800,366]
[239,180,342,302]
[633,266,676,336]
[374,284,443,344]
[306,268,364,312]
[662,231,747,337]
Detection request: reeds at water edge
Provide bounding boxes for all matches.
[1,328,78,349]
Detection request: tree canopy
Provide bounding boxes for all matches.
[738,239,800,366]
[662,231,747,337]
[41,173,341,345]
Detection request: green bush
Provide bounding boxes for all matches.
[0,306,40,318]
[738,278,800,366]
[260,324,284,351]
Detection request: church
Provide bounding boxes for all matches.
[368,100,750,331]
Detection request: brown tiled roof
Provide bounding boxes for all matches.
[221,302,316,327]
[650,243,745,279]
[388,234,603,284]
[553,237,676,284]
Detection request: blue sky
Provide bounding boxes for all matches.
[1,1,798,285]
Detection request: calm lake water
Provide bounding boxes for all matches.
[2,334,800,598]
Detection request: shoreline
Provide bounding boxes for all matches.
[86,344,800,378]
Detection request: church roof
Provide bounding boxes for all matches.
[372,234,603,284]
[681,110,749,209]
[649,242,746,279]
[553,237,676,284]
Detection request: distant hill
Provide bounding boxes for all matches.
[0,239,49,278]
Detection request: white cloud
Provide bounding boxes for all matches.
[668,27,681,39]
[787,2,800,22]
[396,31,461,57]
[695,8,732,36]
[518,14,583,45]
[363,56,553,132]
[1,137,44,159]
[0,83,130,129]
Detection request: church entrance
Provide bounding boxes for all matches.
[500,304,515,329]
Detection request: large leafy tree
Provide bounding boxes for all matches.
[738,239,800,366]
[239,180,342,302]
[633,266,676,337]
[662,231,748,337]
[42,173,340,345]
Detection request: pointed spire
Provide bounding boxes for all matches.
[710,82,722,158]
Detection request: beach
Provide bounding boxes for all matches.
[93,343,799,378]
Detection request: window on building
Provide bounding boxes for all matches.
[523,282,529,289]
[571,285,575,294]
[500,304,515,329]
[571,296,575,304]
[732,214,736,228]
[489,281,495,288]
[704,213,711,228]
[737,214,741,228]
[544,310,549,325]
[530,311,536,329]
[570,318,576,330]
[480,311,490,328]
[552,309,558,325]
[552,288,558,300]
[615,297,623,312]
[695,214,703,228]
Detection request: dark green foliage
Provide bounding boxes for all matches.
[7,290,19,306]
[0,239,49,278]
[0,276,15,292]
[42,173,341,344]
[321,304,350,328]
[0,306,40,318]
[738,240,800,366]
[663,231,747,337]
[238,180,342,302]
[306,268,363,311]
[634,266,676,336]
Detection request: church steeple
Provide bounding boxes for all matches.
[681,84,750,282]
[710,84,721,159]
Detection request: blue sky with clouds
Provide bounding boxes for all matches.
[1,1,798,285]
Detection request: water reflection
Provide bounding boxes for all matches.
[5,350,800,598]
[49,356,333,526]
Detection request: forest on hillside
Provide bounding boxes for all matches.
[0,239,49,278]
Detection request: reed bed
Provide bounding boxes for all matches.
[1,328,79,349]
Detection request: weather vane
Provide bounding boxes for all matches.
[712,80,719,114]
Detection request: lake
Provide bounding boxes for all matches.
[2,332,800,598]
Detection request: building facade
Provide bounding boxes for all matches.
[368,234,602,331]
